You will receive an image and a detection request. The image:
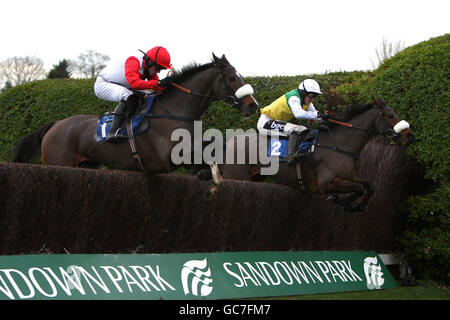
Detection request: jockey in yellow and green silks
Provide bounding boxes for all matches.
[257,79,328,164]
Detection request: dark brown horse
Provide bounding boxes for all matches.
[215,99,414,212]
[12,54,258,172]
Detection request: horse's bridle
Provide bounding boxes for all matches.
[326,107,407,141]
[171,65,253,109]
[128,65,254,172]
[136,65,252,124]
[316,106,409,158]
[373,107,410,142]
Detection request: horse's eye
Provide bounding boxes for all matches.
[388,114,394,119]
[228,76,236,82]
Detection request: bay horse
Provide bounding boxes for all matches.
[12,54,258,172]
[215,99,414,212]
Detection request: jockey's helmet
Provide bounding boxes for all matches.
[298,79,323,95]
[146,46,172,70]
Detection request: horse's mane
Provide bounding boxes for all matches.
[321,102,374,129]
[336,102,374,122]
[156,61,214,96]
[169,61,214,84]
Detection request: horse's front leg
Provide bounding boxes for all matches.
[323,178,369,212]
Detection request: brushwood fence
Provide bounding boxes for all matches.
[0,137,415,255]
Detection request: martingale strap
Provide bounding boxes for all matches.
[314,143,360,159]
[140,113,194,122]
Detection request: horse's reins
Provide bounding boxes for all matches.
[295,116,367,189]
[170,66,243,107]
[313,109,395,159]
[128,66,247,171]
[137,66,242,123]
[312,117,369,159]
[326,118,369,132]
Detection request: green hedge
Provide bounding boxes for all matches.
[0,72,368,161]
[0,79,115,161]
[200,71,371,132]
[1,35,448,283]
[362,34,450,283]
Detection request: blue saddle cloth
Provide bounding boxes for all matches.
[96,94,156,141]
[268,130,319,161]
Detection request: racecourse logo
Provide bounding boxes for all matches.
[363,256,385,289]
[65,265,82,290]
[181,258,213,297]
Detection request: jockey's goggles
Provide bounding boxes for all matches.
[155,65,166,72]
[307,92,319,98]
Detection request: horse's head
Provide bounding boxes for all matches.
[211,53,259,117]
[374,99,414,146]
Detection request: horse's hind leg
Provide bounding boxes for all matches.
[338,180,374,212]
[42,135,80,167]
[355,181,375,211]
[324,178,367,212]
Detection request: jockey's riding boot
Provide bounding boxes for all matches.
[106,99,127,142]
[287,131,305,166]
[125,94,141,118]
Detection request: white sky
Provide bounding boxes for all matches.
[0,0,448,76]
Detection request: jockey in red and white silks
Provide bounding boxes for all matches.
[94,46,172,102]
[94,46,173,142]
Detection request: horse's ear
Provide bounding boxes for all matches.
[373,98,386,108]
[212,53,219,62]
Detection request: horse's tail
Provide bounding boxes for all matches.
[12,121,56,163]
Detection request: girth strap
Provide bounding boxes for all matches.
[295,163,308,193]
[126,119,146,172]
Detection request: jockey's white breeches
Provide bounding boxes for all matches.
[257,114,307,137]
[94,76,134,102]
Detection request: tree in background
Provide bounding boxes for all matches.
[371,38,405,69]
[0,81,12,93]
[69,50,110,78]
[0,56,47,90]
[48,59,71,79]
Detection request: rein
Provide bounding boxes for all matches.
[136,65,242,123]
[170,82,229,103]
[326,119,369,132]
[314,109,397,158]
[311,116,371,159]
[128,65,247,171]
[170,65,243,108]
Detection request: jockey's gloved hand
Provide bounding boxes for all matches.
[157,76,173,88]
[318,112,331,121]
